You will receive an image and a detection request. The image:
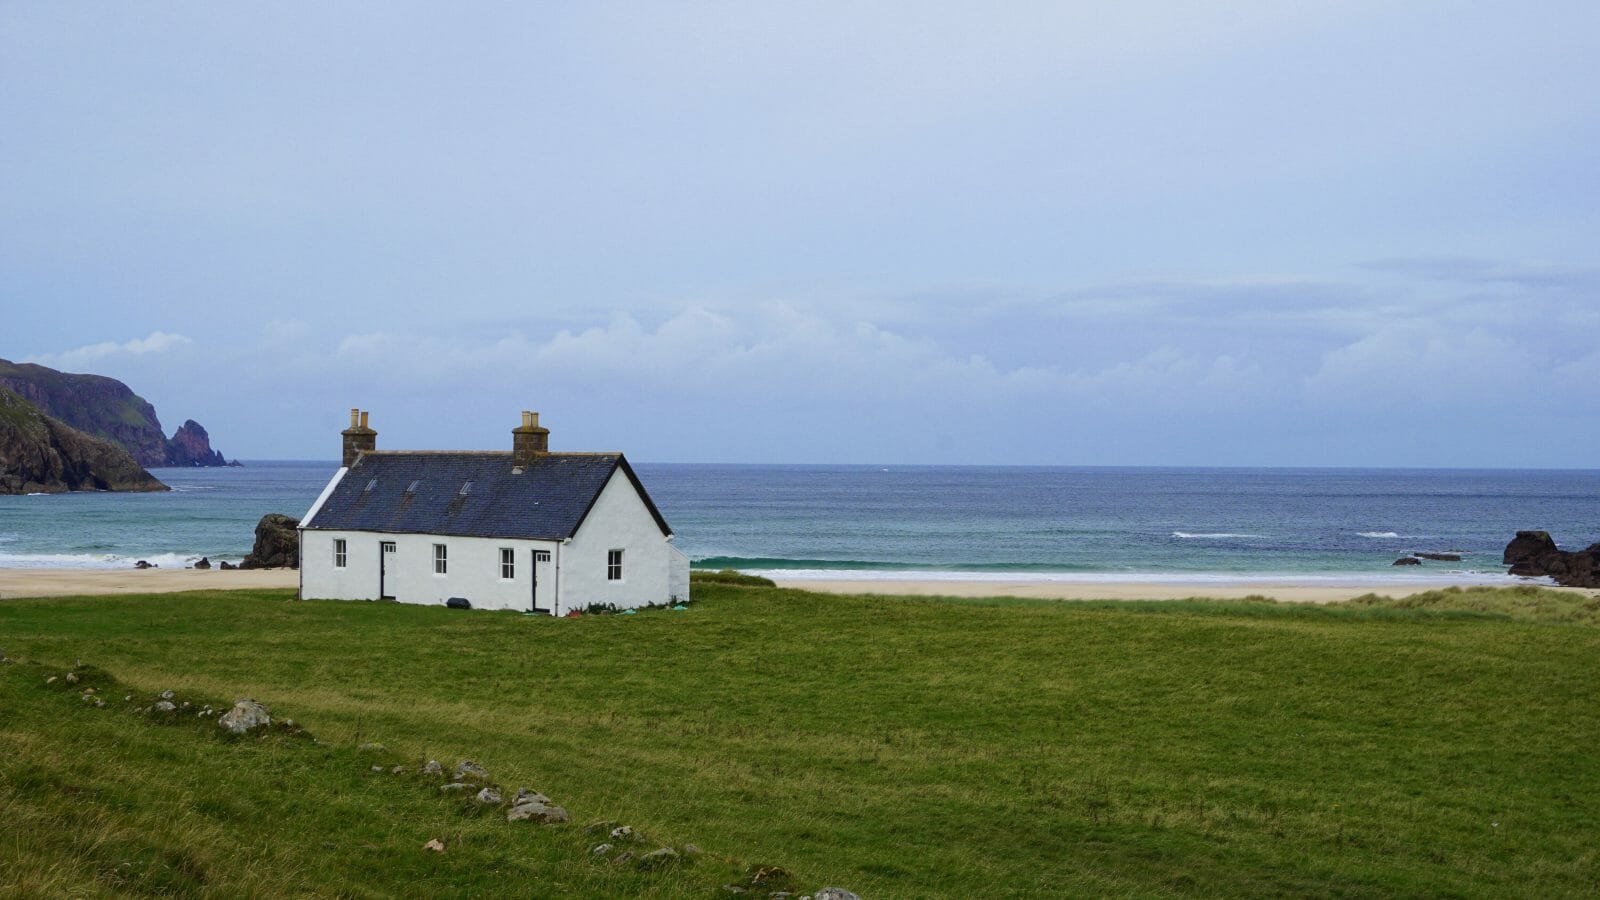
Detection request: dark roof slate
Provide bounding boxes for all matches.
[302,451,670,541]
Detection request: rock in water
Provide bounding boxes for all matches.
[217,698,272,734]
[1503,531,1600,588]
[193,557,211,569]
[165,419,232,466]
[1504,531,1559,569]
[1413,552,1462,562]
[1392,557,1422,566]
[239,513,300,569]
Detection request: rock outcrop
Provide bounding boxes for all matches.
[0,358,234,467]
[240,513,300,569]
[166,419,232,466]
[0,386,169,494]
[1504,531,1600,589]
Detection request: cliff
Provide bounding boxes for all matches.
[0,386,169,494]
[0,358,233,467]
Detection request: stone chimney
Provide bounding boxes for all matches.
[341,408,377,467]
[512,410,549,466]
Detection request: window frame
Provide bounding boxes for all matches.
[607,548,624,582]
[433,543,448,575]
[333,538,347,569]
[499,547,515,580]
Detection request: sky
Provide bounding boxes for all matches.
[3,2,1597,466]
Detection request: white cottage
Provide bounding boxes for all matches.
[298,409,689,613]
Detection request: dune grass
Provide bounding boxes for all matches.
[2,584,1598,897]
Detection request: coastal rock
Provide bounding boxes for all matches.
[1503,532,1600,588]
[217,698,272,734]
[239,514,300,569]
[165,419,232,467]
[1413,552,1462,562]
[1504,531,1559,569]
[1392,557,1421,566]
[135,560,154,569]
[219,560,235,570]
[193,557,212,569]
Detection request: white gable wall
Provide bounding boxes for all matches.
[559,468,684,611]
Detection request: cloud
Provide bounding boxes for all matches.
[24,331,193,371]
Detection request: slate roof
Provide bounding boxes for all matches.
[302,451,670,541]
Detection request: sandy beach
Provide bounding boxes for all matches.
[0,567,300,600]
[771,577,1550,604]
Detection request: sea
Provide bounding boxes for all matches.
[1,462,1596,585]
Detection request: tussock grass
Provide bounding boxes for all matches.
[1340,584,1600,626]
[2,585,1598,897]
[689,568,778,587]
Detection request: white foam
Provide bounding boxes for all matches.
[1172,532,1263,539]
[1358,531,1402,538]
[0,551,238,570]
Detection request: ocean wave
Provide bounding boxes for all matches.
[1171,532,1263,539]
[1357,531,1403,538]
[693,555,1097,573]
[0,551,238,570]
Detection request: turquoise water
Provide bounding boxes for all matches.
[1,462,1596,583]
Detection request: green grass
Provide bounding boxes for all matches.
[2,585,1598,898]
[689,568,778,587]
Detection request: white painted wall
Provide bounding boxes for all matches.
[557,469,680,611]
[299,530,560,612]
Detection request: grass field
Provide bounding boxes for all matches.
[2,584,1598,897]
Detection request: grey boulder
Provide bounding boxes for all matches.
[218,698,273,734]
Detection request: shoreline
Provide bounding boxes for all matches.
[768,576,1550,604]
[0,567,299,599]
[2,566,1567,605]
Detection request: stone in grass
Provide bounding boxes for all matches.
[154,700,177,713]
[609,825,634,841]
[391,766,405,775]
[65,673,79,684]
[358,742,386,753]
[217,699,272,735]
[583,821,620,835]
[635,847,679,871]
[371,766,385,773]
[423,760,444,777]
[440,783,474,794]
[609,851,635,867]
[682,844,702,856]
[160,690,175,700]
[423,838,445,853]
[589,843,613,856]
[475,787,503,805]
[814,889,861,900]
[454,760,489,781]
[45,676,57,685]
[507,798,569,824]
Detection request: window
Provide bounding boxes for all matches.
[433,543,448,575]
[607,549,624,582]
[333,538,347,568]
[500,547,515,580]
